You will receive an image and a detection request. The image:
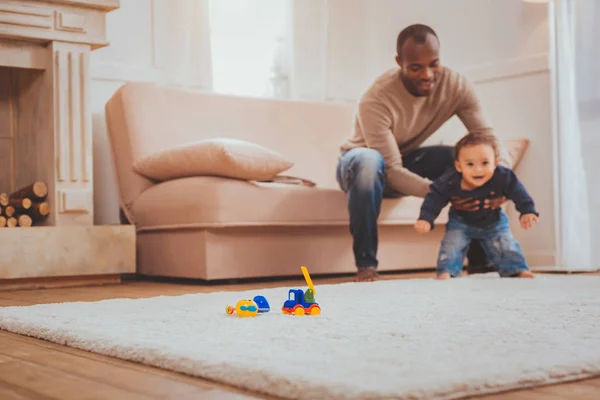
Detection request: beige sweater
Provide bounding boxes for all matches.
[340,66,511,198]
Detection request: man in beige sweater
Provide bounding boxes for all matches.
[336,24,511,282]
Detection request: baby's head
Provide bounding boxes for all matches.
[453,132,499,189]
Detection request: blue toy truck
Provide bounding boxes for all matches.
[281,266,321,316]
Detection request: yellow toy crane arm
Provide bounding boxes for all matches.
[301,266,315,296]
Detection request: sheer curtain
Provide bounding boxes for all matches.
[550,0,598,270]
[153,0,213,89]
[204,0,366,102]
[208,0,292,99]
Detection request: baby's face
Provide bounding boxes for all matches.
[455,144,497,190]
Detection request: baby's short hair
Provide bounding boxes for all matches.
[454,132,500,161]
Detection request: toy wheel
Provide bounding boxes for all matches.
[293,306,305,316]
[310,305,321,316]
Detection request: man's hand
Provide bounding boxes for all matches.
[483,192,507,210]
[414,220,431,234]
[450,197,480,211]
[451,192,507,212]
[520,213,539,230]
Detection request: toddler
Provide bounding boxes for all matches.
[414,132,538,279]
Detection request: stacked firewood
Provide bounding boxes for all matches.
[0,181,51,227]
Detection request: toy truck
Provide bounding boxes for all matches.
[281,266,321,316]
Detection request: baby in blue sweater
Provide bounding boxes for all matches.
[414,132,538,279]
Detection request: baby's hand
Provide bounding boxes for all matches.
[520,213,538,230]
[414,220,431,234]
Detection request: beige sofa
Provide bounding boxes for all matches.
[105,82,451,280]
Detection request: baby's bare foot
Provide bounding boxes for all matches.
[354,267,379,282]
[517,270,535,278]
[436,272,451,280]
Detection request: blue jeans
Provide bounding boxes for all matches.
[336,146,492,269]
[438,210,529,277]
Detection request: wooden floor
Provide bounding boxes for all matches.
[0,271,599,400]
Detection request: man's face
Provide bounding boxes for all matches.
[396,34,441,97]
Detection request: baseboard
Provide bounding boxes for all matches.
[532,266,600,273]
[0,274,122,291]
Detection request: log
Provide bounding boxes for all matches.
[18,214,33,227]
[4,206,15,217]
[0,216,5,228]
[9,182,47,201]
[29,201,51,222]
[32,201,50,216]
[9,197,32,212]
[6,217,17,227]
[0,193,8,207]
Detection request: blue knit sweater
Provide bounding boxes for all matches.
[418,165,538,229]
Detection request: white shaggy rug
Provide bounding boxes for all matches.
[1,274,600,399]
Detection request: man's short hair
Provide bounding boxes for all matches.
[396,24,439,58]
[454,132,500,161]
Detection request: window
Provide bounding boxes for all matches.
[208,0,292,98]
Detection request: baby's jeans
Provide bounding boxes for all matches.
[437,210,530,277]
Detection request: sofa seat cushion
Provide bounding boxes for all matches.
[132,176,438,231]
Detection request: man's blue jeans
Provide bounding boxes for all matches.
[335,146,490,269]
[438,210,529,277]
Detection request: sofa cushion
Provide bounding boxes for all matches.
[131,176,438,230]
[132,138,294,182]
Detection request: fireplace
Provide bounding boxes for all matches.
[0,42,93,227]
[0,0,135,287]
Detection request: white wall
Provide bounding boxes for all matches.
[364,0,549,79]
[90,0,157,225]
[90,0,556,267]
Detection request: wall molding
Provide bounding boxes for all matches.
[466,53,550,84]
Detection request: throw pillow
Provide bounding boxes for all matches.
[133,138,294,182]
[505,138,530,170]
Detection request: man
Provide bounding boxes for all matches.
[336,24,512,282]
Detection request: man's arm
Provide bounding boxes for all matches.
[455,78,513,169]
[357,101,431,198]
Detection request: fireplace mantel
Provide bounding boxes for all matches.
[0,0,119,50]
[0,0,135,287]
[0,0,122,226]
[39,0,119,11]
